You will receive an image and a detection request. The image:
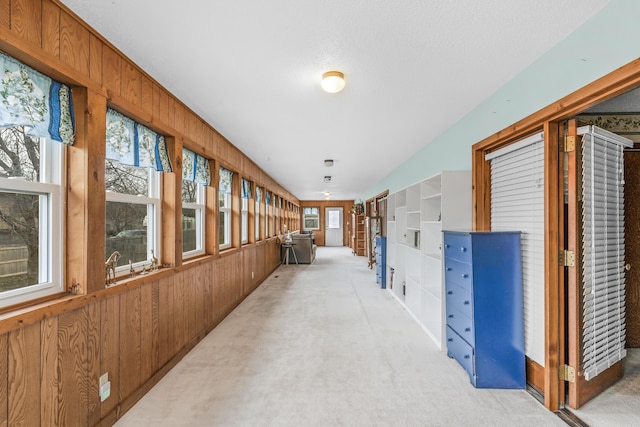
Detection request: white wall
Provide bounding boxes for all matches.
[361,0,640,200]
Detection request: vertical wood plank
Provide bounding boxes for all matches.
[41,317,59,427]
[42,0,60,58]
[141,75,153,116]
[0,334,7,427]
[0,0,9,29]
[158,276,174,367]
[87,302,101,426]
[173,272,185,354]
[89,33,102,84]
[203,262,213,329]
[60,10,89,76]
[8,323,41,426]
[543,121,561,411]
[161,136,180,268]
[174,104,184,135]
[102,45,121,98]
[140,281,159,383]
[10,0,42,47]
[186,268,197,340]
[167,97,175,130]
[195,264,205,335]
[58,308,88,427]
[158,86,169,126]
[151,281,160,372]
[67,88,107,294]
[100,296,119,418]
[121,60,141,108]
[119,289,141,401]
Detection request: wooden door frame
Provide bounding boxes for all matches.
[472,57,640,411]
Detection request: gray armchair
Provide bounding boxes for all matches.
[291,234,317,264]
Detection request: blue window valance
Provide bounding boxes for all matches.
[219,167,233,194]
[241,178,252,199]
[255,186,262,203]
[106,108,172,172]
[182,148,210,185]
[265,191,271,205]
[0,51,75,145]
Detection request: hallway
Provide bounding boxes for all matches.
[115,247,564,426]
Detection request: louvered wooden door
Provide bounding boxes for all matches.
[566,122,632,408]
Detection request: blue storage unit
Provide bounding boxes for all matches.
[375,236,386,288]
[443,230,525,389]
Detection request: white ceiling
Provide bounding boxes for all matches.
[60,0,611,201]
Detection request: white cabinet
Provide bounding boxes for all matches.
[385,171,471,349]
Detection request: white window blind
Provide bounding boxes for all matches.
[487,132,545,367]
[579,125,631,381]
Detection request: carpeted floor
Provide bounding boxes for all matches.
[114,247,569,426]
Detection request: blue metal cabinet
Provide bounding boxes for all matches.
[443,231,525,389]
[375,236,386,288]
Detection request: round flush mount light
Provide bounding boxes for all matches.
[321,71,345,93]
[324,159,334,167]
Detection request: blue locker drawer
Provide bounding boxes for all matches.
[446,307,474,346]
[446,326,474,380]
[445,282,472,319]
[443,233,472,263]
[444,258,472,291]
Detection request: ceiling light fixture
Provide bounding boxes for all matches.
[321,71,345,93]
[324,159,334,167]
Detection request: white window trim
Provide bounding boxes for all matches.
[255,198,260,240]
[106,168,160,276]
[0,139,63,307]
[220,192,232,249]
[241,197,249,244]
[183,182,206,259]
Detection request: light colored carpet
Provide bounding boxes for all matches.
[570,348,640,426]
[115,247,565,427]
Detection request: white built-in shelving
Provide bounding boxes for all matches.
[385,171,471,349]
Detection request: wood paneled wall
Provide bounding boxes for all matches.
[0,242,281,426]
[0,1,290,425]
[299,201,353,247]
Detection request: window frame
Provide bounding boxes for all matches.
[241,196,249,244]
[105,164,161,276]
[182,180,206,259]
[0,135,64,307]
[303,207,320,230]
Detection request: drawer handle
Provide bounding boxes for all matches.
[460,247,467,252]
[447,291,453,295]
[448,314,454,318]
[447,338,453,342]
[461,274,468,279]
[465,327,471,332]
[463,300,470,305]
[446,267,452,271]
[445,244,450,249]
[464,355,470,359]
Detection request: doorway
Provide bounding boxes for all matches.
[325,207,343,246]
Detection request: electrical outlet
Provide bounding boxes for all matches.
[251,271,254,279]
[100,372,110,402]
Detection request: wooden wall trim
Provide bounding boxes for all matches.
[473,58,640,153]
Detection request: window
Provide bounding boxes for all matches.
[105,161,160,272]
[303,207,320,230]
[182,181,205,257]
[255,186,262,240]
[0,129,63,306]
[182,148,209,258]
[265,191,271,237]
[219,167,233,248]
[104,108,171,277]
[0,52,74,307]
[241,178,252,244]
